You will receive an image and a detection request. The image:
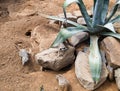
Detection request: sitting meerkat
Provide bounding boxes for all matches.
[56,74,71,91]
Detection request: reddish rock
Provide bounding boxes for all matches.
[68,32,89,47]
[75,51,108,90]
[101,37,120,68]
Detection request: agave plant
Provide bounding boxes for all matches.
[44,0,120,83]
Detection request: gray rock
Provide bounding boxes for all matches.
[101,37,120,68]
[75,51,108,90]
[56,74,70,91]
[68,32,89,47]
[115,68,120,90]
[35,45,75,71]
[19,49,29,65]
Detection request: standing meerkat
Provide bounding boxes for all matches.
[56,74,71,91]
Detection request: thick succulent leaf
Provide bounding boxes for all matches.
[42,14,82,27]
[51,27,88,47]
[101,32,120,39]
[89,35,102,83]
[94,0,97,9]
[77,0,92,28]
[63,0,79,19]
[92,0,105,26]
[101,0,109,24]
[109,15,120,23]
[63,0,92,28]
[103,23,116,33]
[106,0,120,23]
[63,0,79,7]
[95,23,116,33]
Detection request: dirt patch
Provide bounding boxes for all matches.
[0,0,118,91]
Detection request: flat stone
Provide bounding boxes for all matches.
[115,68,120,90]
[101,37,120,68]
[75,51,108,90]
[68,32,89,47]
[35,45,75,71]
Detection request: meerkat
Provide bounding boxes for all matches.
[56,74,71,91]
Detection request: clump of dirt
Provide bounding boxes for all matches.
[0,0,118,91]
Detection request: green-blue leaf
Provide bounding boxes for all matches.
[78,0,92,28]
[101,32,120,39]
[42,14,83,27]
[103,23,116,33]
[92,0,105,26]
[105,0,120,23]
[51,27,88,47]
[63,0,92,28]
[101,0,109,24]
[109,15,120,23]
[91,23,116,33]
[89,35,102,83]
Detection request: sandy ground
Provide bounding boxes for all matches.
[0,0,118,91]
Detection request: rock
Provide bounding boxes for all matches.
[19,49,29,65]
[101,37,120,68]
[77,17,86,25]
[75,51,108,90]
[72,10,92,18]
[72,10,82,18]
[100,50,114,81]
[114,23,120,34]
[115,68,120,90]
[56,74,70,91]
[35,45,75,71]
[68,32,89,47]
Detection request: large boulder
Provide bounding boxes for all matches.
[35,45,75,71]
[101,37,120,68]
[75,51,108,90]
